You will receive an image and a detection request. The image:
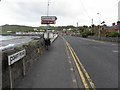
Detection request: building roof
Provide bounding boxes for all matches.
[105,25,120,30]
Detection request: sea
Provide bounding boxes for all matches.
[0,35,17,41]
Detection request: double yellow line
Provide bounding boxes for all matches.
[65,41,96,90]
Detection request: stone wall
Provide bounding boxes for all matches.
[88,36,120,43]
[2,39,45,89]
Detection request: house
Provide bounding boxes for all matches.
[104,21,120,33]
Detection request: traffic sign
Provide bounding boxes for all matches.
[41,16,57,21]
[8,49,26,66]
[41,20,55,24]
[41,16,57,24]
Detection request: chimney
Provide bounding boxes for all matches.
[112,23,115,26]
[117,21,120,25]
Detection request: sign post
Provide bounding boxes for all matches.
[9,66,13,89]
[8,49,26,88]
[8,49,26,66]
[22,58,26,76]
[41,16,57,39]
[41,0,57,49]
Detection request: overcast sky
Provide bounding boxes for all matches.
[0,0,119,27]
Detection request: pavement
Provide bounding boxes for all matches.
[16,36,76,88]
[0,34,59,89]
[14,35,118,88]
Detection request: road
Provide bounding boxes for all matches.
[64,36,118,88]
[16,35,118,89]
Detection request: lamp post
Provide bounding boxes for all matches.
[47,0,49,16]
[97,13,101,39]
[47,0,50,38]
[76,22,78,36]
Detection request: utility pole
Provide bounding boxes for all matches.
[97,13,101,39]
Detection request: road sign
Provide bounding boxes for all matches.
[41,16,57,21]
[41,20,55,24]
[41,16,57,24]
[8,49,26,66]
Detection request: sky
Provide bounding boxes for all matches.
[0,0,120,27]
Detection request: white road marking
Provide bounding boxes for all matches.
[112,50,119,53]
[70,68,74,71]
[112,44,117,46]
[93,46,98,48]
[69,60,72,64]
[73,79,77,83]
[68,56,70,59]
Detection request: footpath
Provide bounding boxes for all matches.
[16,36,74,88]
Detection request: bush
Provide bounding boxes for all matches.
[81,31,94,38]
[81,32,88,38]
[108,32,120,37]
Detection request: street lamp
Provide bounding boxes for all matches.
[76,22,78,36]
[97,13,101,39]
[47,0,49,16]
[47,0,50,39]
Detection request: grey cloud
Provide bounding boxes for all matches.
[1,0,118,26]
[6,1,47,22]
[6,0,84,22]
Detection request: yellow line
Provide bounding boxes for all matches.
[69,44,96,90]
[62,36,96,90]
[66,42,89,90]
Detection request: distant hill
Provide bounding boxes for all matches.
[1,24,35,35]
[0,24,82,35]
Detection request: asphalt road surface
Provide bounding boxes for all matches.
[64,36,118,88]
[16,35,118,89]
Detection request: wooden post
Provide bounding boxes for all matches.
[9,66,13,90]
[23,59,26,76]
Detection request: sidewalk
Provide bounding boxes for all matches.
[16,36,74,88]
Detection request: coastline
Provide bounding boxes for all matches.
[0,36,33,50]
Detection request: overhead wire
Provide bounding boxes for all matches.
[79,0,92,25]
